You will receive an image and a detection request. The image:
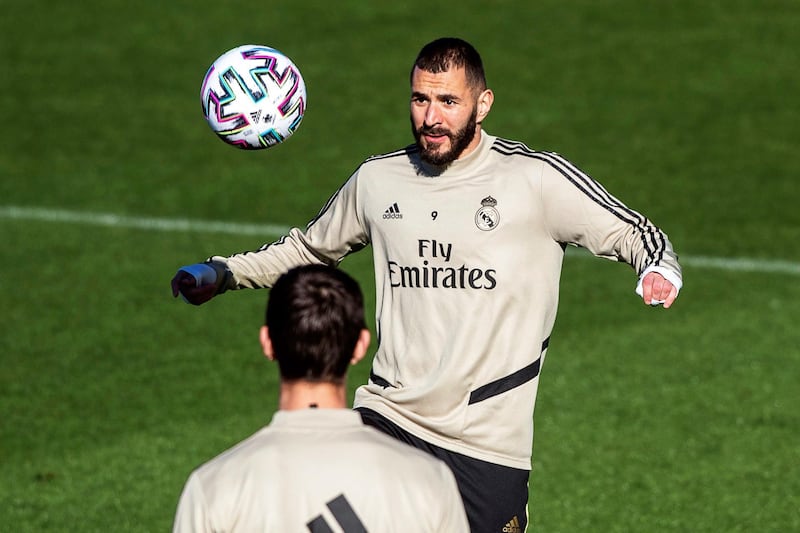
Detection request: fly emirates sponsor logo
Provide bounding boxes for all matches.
[388,239,497,290]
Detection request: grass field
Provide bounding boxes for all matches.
[2,1,799,531]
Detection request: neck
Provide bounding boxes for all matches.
[458,126,485,160]
[279,380,348,410]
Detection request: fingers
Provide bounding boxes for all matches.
[641,274,654,305]
[641,272,677,308]
[662,285,679,309]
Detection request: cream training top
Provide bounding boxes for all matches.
[215,131,682,469]
[173,409,468,532]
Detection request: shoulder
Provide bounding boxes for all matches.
[364,143,418,164]
[188,425,274,481]
[489,136,553,164]
[354,144,417,173]
[489,136,590,182]
[344,144,419,188]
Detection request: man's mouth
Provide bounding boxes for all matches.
[422,129,449,145]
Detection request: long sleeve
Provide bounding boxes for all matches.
[539,151,681,281]
[214,173,369,289]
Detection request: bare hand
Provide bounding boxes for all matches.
[640,271,678,309]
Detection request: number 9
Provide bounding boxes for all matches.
[431,211,438,220]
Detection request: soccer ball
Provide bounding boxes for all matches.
[201,45,307,150]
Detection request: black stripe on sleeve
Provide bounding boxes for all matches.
[491,138,667,270]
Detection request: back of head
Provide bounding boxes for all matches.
[266,265,365,383]
[411,37,487,91]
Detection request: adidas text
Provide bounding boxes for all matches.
[383,202,403,219]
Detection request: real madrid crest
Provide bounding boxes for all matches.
[475,196,500,231]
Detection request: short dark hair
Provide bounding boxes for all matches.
[266,265,366,382]
[411,37,487,91]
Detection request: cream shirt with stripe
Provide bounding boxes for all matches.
[173,409,468,532]
[216,131,682,470]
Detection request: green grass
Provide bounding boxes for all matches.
[2,1,799,531]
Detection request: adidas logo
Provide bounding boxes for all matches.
[502,515,522,533]
[249,110,274,124]
[306,494,366,532]
[382,202,403,220]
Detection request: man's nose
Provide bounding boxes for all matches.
[424,103,441,126]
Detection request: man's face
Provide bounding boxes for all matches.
[410,66,481,166]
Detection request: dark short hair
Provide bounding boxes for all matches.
[411,37,487,91]
[266,264,366,382]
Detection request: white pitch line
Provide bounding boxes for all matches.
[678,255,800,275]
[0,204,289,238]
[564,246,800,276]
[2,204,799,276]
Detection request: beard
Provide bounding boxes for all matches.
[412,107,478,167]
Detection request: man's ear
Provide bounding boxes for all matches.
[350,328,371,365]
[476,88,494,124]
[260,326,275,361]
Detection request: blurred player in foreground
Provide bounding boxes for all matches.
[172,265,468,532]
[172,37,682,531]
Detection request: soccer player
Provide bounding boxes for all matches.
[172,37,682,532]
[172,265,468,532]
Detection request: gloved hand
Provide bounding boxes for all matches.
[171,262,226,305]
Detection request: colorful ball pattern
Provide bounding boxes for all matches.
[201,45,306,150]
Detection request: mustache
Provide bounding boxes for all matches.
[417,125,451,136]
